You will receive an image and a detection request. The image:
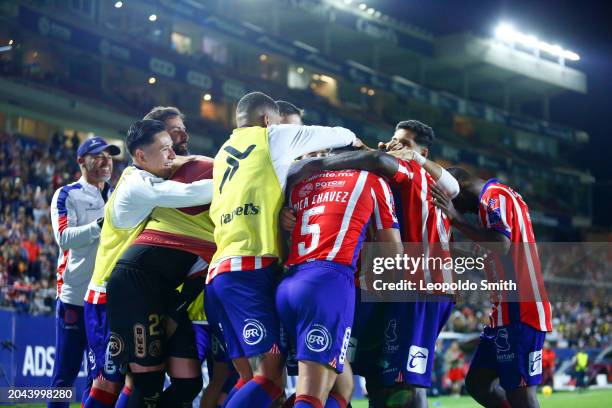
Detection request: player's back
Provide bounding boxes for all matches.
[287,169,396,268]
[478,179,551,331]
[391,158,452,287]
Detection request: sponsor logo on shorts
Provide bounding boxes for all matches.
[305,324,331,353]
[494,328,511,352]
[88,349,96,370]
[242,319,266,346]
[339,327,352,364]
[529,350,542,376]
[134,324,146,358]
[384,319,399,353]
[108,332,124,358]
[406,345,428,374]
[148,340,162,358]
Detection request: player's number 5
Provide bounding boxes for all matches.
[297,205,325,256]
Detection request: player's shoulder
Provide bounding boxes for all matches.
[172,160,214,183]
[53,180,84,201]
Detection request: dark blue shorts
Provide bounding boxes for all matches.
[349,288,383,378]
[206,266,281,359]
[470,323,546,391]
[83,302,124,383]
[276,261,354,374]
[380,300,453,387]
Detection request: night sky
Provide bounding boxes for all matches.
[375,0,612,229]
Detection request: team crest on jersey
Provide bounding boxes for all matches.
[305,324,331,352]
[108,332,124,358]
[299,183,314,198]
[242,319,266,345]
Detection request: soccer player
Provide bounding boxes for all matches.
[430,167,552,408]
[83,120,213,408]
[277,147,402,408]
[206,92,356,408]
[284,120,459,408]
[49,137,119,408]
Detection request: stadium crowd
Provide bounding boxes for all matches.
[0,130,123,312]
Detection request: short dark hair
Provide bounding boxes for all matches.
[446,167,472,183]
[396,120,435,149]
[126,120,167,156]
[236,92,278,124]
[276,100,303,117]
[143,106,184,123]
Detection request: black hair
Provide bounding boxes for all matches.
[126,120,167,156]
[396,120,435,149]
[446,167,472,183]
[236,92,278,125]
[276,100,303,117]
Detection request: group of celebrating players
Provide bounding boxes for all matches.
[48,91,551,408]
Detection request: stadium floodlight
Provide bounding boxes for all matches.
[343,0,353,4]
[367,8,375,15]
[114,1,123,8]
[203,93,212,101]
[359,3,367,11]
[148,76,156,85]
[8,39,13,45]
[494,22,580,62]
[148,14,157,22]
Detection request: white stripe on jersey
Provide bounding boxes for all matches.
[93,291,100,303]
[377,177,398,225]
[327,171,369,262]
[254,257,262,269]
[371,188,383,230]
[230,257,242,272]
[435,208,453,286]
[489,185,547,331]
[419,168,431,288]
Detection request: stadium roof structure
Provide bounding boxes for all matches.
[222,0,587,121]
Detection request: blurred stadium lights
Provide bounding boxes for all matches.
[0,46,12,53]
[202,93,212,101]
[114,1,123,8]
[343,0,353,4]
[8,39,14,45]
[358,3,367,11]
[148,76,156,85]
[148,14,158,22]
[494,23,580,62]
[296,67,305,74]
[367,8,375,15]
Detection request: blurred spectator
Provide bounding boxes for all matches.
[542,341,556,387]
[444,341,465,397]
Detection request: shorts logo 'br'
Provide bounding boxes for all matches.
[242,319,266,346]
[305,324,331,353]
[108,332,124,358]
